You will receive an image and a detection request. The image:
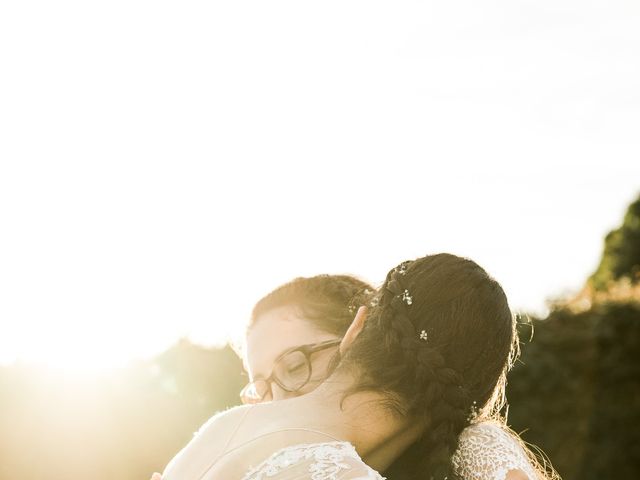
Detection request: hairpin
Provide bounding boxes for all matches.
[396,261,410,275]
[466,401,479,422]
[401,289,413,305]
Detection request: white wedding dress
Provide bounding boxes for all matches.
[452,422,539,480]
[241,441,384,480]
[240,422,538,480]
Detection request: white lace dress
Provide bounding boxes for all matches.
[240,423,537,480]
[241,441,384,480]
[452,422,539,480]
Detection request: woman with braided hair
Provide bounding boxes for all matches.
[159,253,555,480]
[240,274,549,479]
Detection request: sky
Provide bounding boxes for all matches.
[1,1,639,369]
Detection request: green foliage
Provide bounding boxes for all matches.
[3,195,640,480]
[578,303,640,478]
[0,341,245,480]
[591,195,640,290]
[507,302,640,480]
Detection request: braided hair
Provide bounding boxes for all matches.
[340,253,515,480]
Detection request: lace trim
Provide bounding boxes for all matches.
[241,441,383,480]
[452,423,538,480]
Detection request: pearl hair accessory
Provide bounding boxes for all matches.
[396,262,410,275]
[466,400,479,422]
[401,289,413,305]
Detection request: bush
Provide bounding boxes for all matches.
[507,302,640,480]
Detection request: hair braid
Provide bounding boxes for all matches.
[343,257,491,480]
[383,267,472,479]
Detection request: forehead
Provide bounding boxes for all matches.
[245,305,338,379]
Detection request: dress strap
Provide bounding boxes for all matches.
[195,406,254,479]
[219,405,254,454]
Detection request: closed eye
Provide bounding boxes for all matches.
[286,362,306,373]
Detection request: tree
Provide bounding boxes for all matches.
[591,194,640,290]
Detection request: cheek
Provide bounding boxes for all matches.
[271,384,297,402]
[294,358,335,395]
[308,360,330,382]
[309,350,339,379]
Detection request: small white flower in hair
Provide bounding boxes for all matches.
[401,289,413,305]
[419,330,428,341]
[397,262,409,275]
[467,401,480,422]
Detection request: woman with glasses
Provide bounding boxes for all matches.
[240,339,342,404]
[240,274,373,404]
[159,255,554,480]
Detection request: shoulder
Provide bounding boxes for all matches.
[193,403,253,443]
[163,405,253,480]
[457,420,514,445]
[452,421,538,480]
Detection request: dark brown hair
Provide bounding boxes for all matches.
[340,253,516,480]
[246,262,552,480]
[250,274,375,337]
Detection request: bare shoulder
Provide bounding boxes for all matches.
[163,404,253,480]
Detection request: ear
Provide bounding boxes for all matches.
[340,306,368,355]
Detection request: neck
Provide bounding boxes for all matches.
[286,371,422,471]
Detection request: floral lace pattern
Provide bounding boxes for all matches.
[239,423,536,480]
[452,422,538,480]
[241,441,384,480]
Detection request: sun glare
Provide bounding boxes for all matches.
[1,0,638,371]
[8,340,140,372]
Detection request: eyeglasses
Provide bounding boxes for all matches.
[240,339,341,404]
